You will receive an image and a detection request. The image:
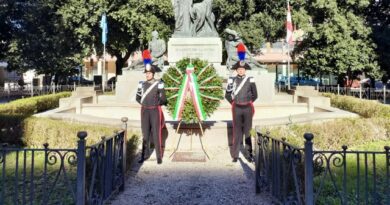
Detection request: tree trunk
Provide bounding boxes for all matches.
[115,58,125,76]
[114,51,131,76]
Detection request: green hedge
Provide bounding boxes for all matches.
[264,117,390,150]
[0,92,71,116]
[22,117,139,148]
[0,92,71,144]
[322,93,390,118]
[0,114,25,145]
[262,93,390,150]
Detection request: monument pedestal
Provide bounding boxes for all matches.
[168,37,222,66]
[247,70,275,103]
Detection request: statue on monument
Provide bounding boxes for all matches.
[172,0,219,37]
[148,30,166,69]
[126,31,166,71]
[190,0,219,37]
[224,28,266,71]
[172,0,193,37]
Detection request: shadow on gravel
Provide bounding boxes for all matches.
[238,158,255,180]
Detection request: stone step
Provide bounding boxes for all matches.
[75,87,95,92]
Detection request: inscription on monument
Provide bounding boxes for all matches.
[168,38,222,64]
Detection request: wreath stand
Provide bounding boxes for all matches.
[169,119,210,160]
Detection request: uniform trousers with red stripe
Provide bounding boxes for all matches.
[230,103,254,159]
[141,106,164,160]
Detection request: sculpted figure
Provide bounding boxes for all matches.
[172,0,193,37]
[190,0,218,37]
[148,31,166,68]
[172,0,219,37]
[224,28,266,71]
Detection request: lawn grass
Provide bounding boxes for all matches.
[0,92,141,204]
[1,150,77,204]
[313,151,388,205]
[256,93,390,204]
[1,131,139,204]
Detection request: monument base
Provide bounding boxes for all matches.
[168,37,222,66]
[249,70,275,103]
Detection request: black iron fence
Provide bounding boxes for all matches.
[275,83,390,104]
[255,131,390,205]
[0,118,128,205]
[317,85,389,104]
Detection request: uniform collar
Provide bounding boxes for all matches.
[146,78,156,84]
[236,75,246,79]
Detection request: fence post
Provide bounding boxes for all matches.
[384,86,387,104]
[76,131,87,205]
[31,83,34,97]
[74,82,76,91]
[304,133,314,205]
[342,145,348,205]
[359,84,362,99]
[7,82,10,99]
[385,146,389,205]
[103,136,113,199]
[43,143,49,204]
[337,84,340,95]
[120,117,128,191]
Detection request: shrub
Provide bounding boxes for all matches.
[0,92,71,145]
[0,92,71,116]
[21,117,139,148]
[0,99,37,116]
[263,117,390,150]
[322,93,390,118]
[0,114,25,144]
[35,92,71,112]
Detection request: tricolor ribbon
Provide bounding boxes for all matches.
[173,66,206,121]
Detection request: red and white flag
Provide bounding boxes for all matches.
[286,2,293,45]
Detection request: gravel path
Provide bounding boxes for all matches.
[108,146,272,205]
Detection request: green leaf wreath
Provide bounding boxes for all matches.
[162,58,224,123]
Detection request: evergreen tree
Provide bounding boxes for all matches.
[366,0,390,79]
[295,0,380,80]
[58,0,174,75]
[2,0,82,76]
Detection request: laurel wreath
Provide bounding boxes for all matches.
[162,58,224,123]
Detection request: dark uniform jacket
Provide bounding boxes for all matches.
[136,79,167,107]
[225,75,258,105]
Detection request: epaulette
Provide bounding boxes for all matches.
[138,81,144,88]
[227,77,235,84]
[249,77,255,83]
[158,80,164,89]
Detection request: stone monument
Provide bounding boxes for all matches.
[148,30,166,69]
[224,28,266,72]
[224,28,275,103]
[168,0,222,67]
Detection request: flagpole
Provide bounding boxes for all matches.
[103,44,106,92]
[287,43,290,90]
[287,0,291,90]
[100,13,107,93]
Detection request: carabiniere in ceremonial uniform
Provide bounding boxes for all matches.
[225,60,258,163]
[136,63,167,164]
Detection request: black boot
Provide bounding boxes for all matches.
[157,158,162,164]
[244,145,253,163]
[138,141,147,163]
